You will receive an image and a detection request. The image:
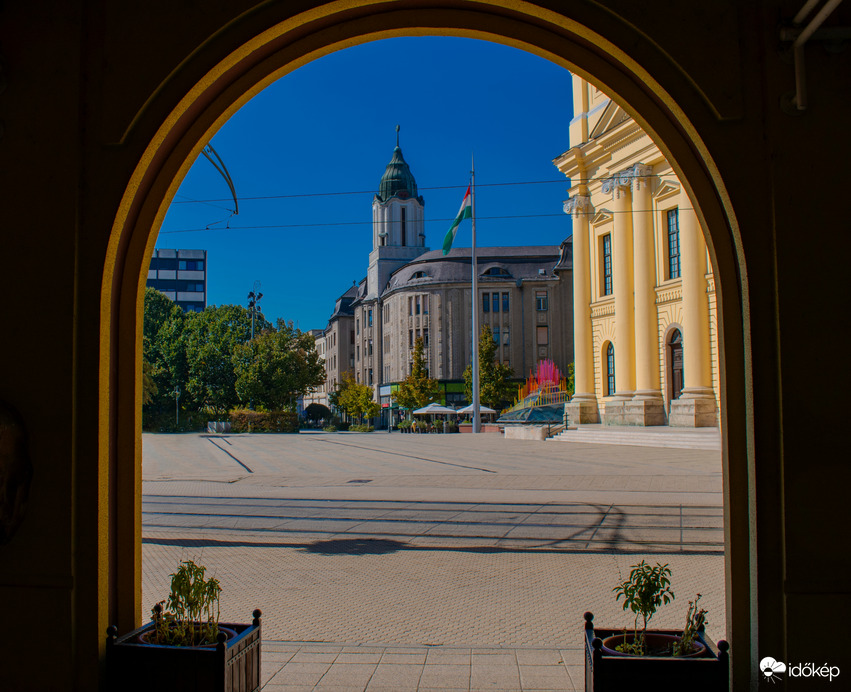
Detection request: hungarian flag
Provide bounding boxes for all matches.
[442,186,472,255]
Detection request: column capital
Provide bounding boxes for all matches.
[563,194,592,217]
[633,163,653,190]
[602,163,653,196]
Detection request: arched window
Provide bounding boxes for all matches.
[668,329,684,401]
[605,342,616,396]
[483,266,511,276]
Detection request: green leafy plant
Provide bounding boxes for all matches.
[673,594,708,656]
[613,560,675,655]
[149,560,222,647]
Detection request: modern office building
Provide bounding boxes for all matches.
[146,248,207,312]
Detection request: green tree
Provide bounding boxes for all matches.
[463,325,515,410]
[143,288,187,414]
[565,361,575,396]
[232,320,325,411]
[142,355,158,405]
[183,304,272,414]
[395,336,440,412]
[336,372,380,423]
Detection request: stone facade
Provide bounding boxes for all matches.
[318,139,574,415]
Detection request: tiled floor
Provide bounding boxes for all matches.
[260,643,585,691]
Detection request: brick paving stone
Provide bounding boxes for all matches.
[143,432,726,691]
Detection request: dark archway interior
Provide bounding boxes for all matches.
[2,3,849,690]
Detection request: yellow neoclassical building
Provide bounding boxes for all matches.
[554,76,718,427]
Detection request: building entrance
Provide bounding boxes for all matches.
[669,329,684,402]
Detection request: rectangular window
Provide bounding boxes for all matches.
[409,330,414,348]
[415,296,421,315]
[423,295,429,315]
[369,369,373,385]
[667,209,681,279]
[408,297,413,316]
[385,365,390,381]
[482,293,490,312]
[356,319,360,335]
[503,292,509,312]
[493,326,500,345]
[503,327,510,346]
[368,339,373,356]
[368,309,373,327]
[356,345,360,361]
[492,292,500,313]
[535,291,548,311]
[536,326,549,345]
[602,234,613,296]
[178,260,204,271]
[423,328,429,349]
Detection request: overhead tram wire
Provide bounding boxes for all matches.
[159,206,695,235]
[168,173,668,205]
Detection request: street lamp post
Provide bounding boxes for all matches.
[172,385,180,426]
[247,281,263,340]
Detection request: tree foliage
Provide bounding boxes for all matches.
[463,325,515,410]
[336,372,380,423]
[182,304,272,414]
[143,288,187,414]
[232,320,325,411]
[395,336,440,412]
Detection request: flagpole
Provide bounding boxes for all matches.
[471,154,481,433]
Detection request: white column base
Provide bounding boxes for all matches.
[564,394,600,426]
[669,388,717,427]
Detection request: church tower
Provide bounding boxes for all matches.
[366,126,428,300]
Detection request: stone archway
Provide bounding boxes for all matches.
[100,2,752,685]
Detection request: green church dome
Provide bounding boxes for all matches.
[377,126,421,203]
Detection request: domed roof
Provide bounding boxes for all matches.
[377,127,420,203]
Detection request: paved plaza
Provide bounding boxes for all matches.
[142,430,726,691]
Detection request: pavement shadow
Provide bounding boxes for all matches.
[302,538,405,555]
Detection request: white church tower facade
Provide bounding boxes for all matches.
[366,126,428,300]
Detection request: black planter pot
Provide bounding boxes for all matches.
[106,610,262,692]
[584,612,729,692]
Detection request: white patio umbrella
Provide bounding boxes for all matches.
[456,403,497,414]
[412,403,457,415]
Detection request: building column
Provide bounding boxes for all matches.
[670,191,717,426]
[628,164,665,425]
[563,194,599,425]
[603,172,635,424]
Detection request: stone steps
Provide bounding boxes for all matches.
[546,425,721,450]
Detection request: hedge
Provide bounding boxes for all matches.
[143,410,214,433]
[229,409,299,433]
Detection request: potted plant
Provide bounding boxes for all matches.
[584,560,729,692]
[106,560,262,692]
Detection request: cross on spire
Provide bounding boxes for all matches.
[396,124,400,147]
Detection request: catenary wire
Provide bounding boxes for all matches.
[159,208,693,235]
[170,174,668,205]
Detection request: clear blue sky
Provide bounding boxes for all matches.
[157,37,575,329]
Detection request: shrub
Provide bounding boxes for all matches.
[322,425,337,432]
[349,424,374,432]
[229,409,299,433]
